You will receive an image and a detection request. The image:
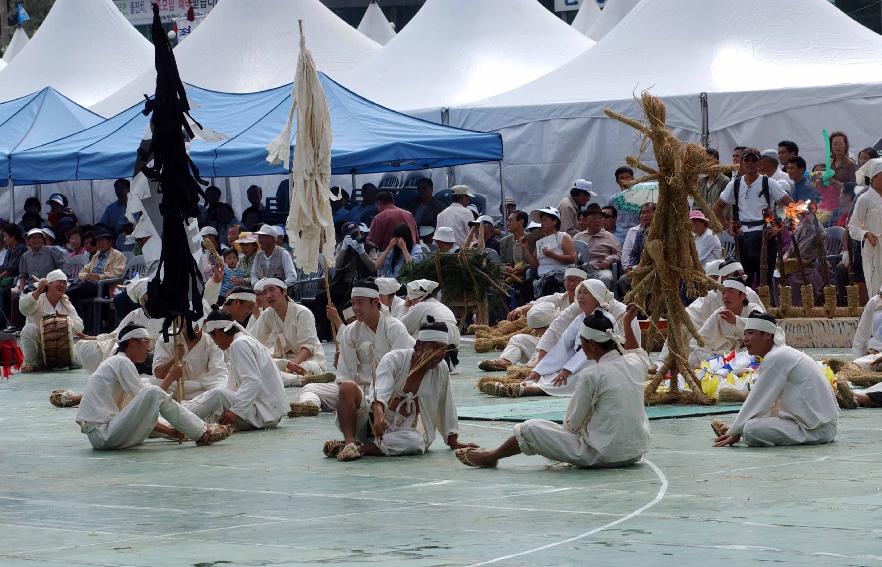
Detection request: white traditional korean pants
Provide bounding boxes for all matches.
[83,385,206,450]
[514,419,642,468]
[340,387,425,456]
[184,388,280,430]
[501,334,539,365]
[741,417,836,447]
[274,358,324,387]
[299,382,340,411]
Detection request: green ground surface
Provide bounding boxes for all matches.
[2,345,880,566]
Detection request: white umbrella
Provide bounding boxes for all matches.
[267,20,335,274]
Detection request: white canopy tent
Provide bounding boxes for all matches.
[357,1,396,45]
[2,27,29,63]
[0,59,5,73]
[572,0,601,39]
[450,0,882,212]
[586,0,640,41]
[93,0,381,117]
[340,0,593,115]
[0,0,152,107]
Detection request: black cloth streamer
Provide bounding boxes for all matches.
[139,2,208,340]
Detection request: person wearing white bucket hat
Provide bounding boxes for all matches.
[432,226,459,254]
[848,157,882,297]
[18,269,84,372]
[713,312,837,448]
[436,185,475,246]
[478,301,557,372]
[687,279,764,367]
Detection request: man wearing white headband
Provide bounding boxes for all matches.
[683,260,764,331]
[192,310,289,431]
[74,324,232,449]
[18,269,83,372]
[221,285,260,333]
[325,321,475,462]
[399,279,460,372]
[249,278,329,386]
[688,278,764,367]
[511,280,639,399]
[507,267,586,320]
[458,306,650,469]
[714,313,838,448]
[479,301,556,372]
[151,321,228,402]
[375,277,407,319]
[290,280,414,418]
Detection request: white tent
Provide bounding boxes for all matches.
[572,0,602,39]
[92,0,381,117]
[452,0,882,212]
[2,27,29,63]
[357,1,396,45]
[340,0,593,114]
[0,0,152,107]
[0,59,5,73]
[586,0,641,41]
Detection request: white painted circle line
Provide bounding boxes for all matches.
[466,458,669,566]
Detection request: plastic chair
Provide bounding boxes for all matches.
[719,231,736,260]
[378,175,402,191]
[61,254,89,282]
[571,240,591,265]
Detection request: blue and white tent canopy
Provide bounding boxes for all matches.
[11,74,502,183]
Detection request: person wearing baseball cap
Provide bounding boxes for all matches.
[558,179,596,236]
[14,227,67,321]
[19,268,84,372]
[67,227,127,302]
[690,209,722,267]
[713,146,793,289]
[251,224,296,288]
[524,207,577,298]
[758,148,794,191]
[436,185,475,246]
[465,215,500,253]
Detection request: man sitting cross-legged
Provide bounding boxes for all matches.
[713,312,838,448]
[324,321,476,462]
[457,306,650,469]
[74,324,232,450]
[289,279,414,417]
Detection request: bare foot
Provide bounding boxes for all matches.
[456,448,498,468]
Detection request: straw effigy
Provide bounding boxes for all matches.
[604,92,730,405]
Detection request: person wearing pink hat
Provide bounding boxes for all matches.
[690,209,722,266]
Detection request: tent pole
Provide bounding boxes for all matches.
[497,161,505,218]
[351,171,357,198]
[9,180,15,224]
[90,180,95,223]
[441,107,456,188]
[700,92,709,148]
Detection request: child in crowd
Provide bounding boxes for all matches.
[220,248,244,299]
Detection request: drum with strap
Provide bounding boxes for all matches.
[41,314,74,369]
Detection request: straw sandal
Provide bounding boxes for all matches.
[478,358,511,372]
[49,389,77,408]
[493,382,525,398]
[337,442,362,462]
[196,424,233,446]
[835,380,858,410]
[455,448,496,468]
[710,420,728,437]
[323,440,346,458]
[300,372,336,386]
[288,402,319,418]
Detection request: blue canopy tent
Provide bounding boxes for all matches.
[0,87,102,187]
[11,74,502,184]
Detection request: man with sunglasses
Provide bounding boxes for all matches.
[713,147,793,290]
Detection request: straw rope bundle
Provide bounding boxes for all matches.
[476,373,526,395]
[605,92,730,405]
[471,317,529,352]
[827,359,882,388]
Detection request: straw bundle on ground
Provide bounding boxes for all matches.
[828,359,882,388]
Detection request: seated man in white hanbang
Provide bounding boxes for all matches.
[220,285,261,333]
[150,319,228,402]
[375,277,407,318]
[74,324,232,450]
[290,279,415,418]
[479,302,556,371]
[433,226,460,254]
[249,277,332,386]
[713,312,838,448]
[688,279,764,367]
[324,321,476,462]
[74,278,162,374]
[192,309,289,431]
[457,306,650,469]
[507,267,586,320]
[399,279,460,371]
[492,279,640,398]
[19,269,84,372]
